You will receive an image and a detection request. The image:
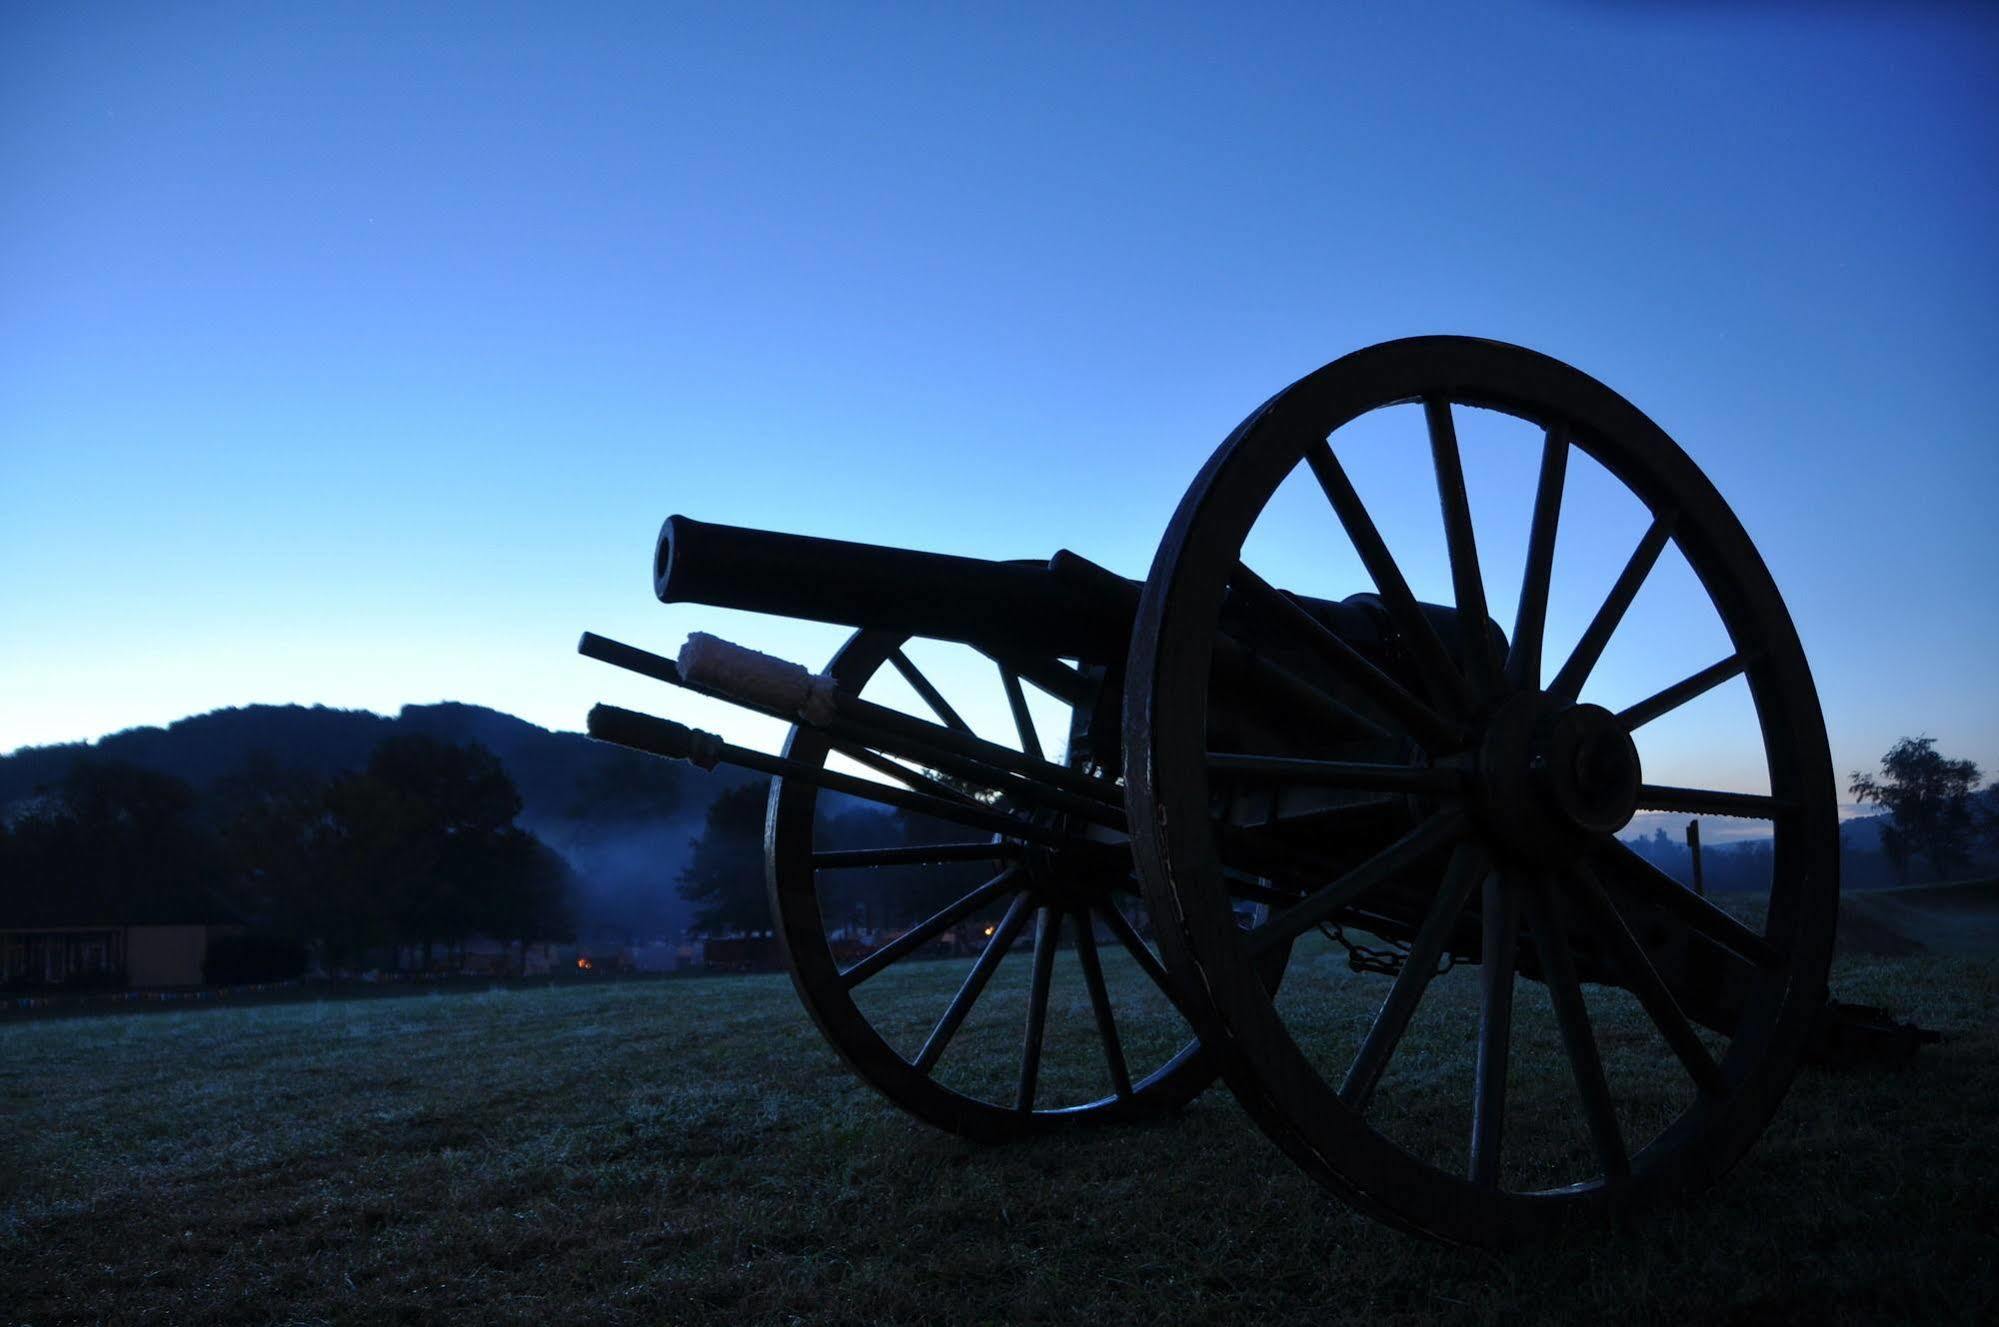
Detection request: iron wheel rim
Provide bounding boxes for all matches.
[769,627,1227,1140]
[1125,336,1837,1244]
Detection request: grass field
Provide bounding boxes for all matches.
[3,941,1995,1326]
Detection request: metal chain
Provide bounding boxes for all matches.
[1319,922,1458,978]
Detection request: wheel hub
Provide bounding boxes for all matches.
[1018,814,1124,910]
[1473,693,1641,865]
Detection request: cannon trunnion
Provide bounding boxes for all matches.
[583,336,1881,1248]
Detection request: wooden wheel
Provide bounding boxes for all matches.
[767,627,1240,1140]
[1124,336,1838,1244]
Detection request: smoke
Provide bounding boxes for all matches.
[527,812,710,943]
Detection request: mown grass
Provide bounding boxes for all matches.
[3,943,1995,1326]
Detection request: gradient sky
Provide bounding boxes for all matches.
[4,2,1995,821]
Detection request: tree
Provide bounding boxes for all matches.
[211,751,332,938]
[1627,825,1689,884]
[318,736,534,967]
[0,761,225,928]
[487,828,578,972]
[1849,737,1982,884]
[813,803,907,934]
[1877,821,1914,888]
[678,779,772,934]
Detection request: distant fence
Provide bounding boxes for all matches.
[8,978,305,1015]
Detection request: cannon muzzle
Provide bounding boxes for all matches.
[655,515,1139,663]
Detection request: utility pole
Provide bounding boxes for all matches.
[1687,819,1706,898]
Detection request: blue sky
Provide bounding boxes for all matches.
[3,1,1995,818]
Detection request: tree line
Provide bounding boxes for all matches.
[0,735,575,975]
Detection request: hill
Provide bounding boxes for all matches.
[0,702,758,938]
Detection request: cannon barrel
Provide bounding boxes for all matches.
[656,514,1504,675]
[655,515,1140,663]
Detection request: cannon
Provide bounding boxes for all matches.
[580,336,1921,1247]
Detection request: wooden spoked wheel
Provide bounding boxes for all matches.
[767,628,1235,1140]
[1124,337,1838,1245]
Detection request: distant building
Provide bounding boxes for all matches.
[391,937,561,976]
[700,931,783,972]
[0,923,245,990]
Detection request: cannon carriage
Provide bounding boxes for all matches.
[581,336,1888,1246]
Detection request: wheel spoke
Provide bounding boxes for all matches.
[1425,397,1498,695]
[983,649,1095,709]
[1523,877,1629,1179]
[1635,783,1786,819]
[1469,870,1521,1189]
[1339,842,1488,1111]
[1239,795,1402,838]
[839,868,1022,989]
[1595,839,1784,970]
[1095,901,1181,1008]
[1206,752,1463,795]
[1304,438,1478,716]
[1073,910,1134,1099]
[1565,864,1725,1097]
[1507,424,1569,691]
[1228,562,1450,749]
[890,648,973,735]
[1548,512,1675,701]
[814,841,1019,870]
[997,664,1044,761]
[1017,907,1061,1111]
[1250,810,1466,955]
[1617,654,1747,732]
[913,891,1032,1073]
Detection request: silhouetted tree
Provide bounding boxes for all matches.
[813,803,905,933]
[1629,825,1688,880]
[678,779,772,933]
[0,813,25,924]
[869,769,1001,928]
[211,751,332,937]
[0,762,226,928]
[1850,737,1982,883]
[1876,822,1914,887]
[488,829,577,970]
[317,736,540,966]
[2,738,579,976]
[318,766,413,964]
[807,772,1003,935]
[886,800,994,926]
